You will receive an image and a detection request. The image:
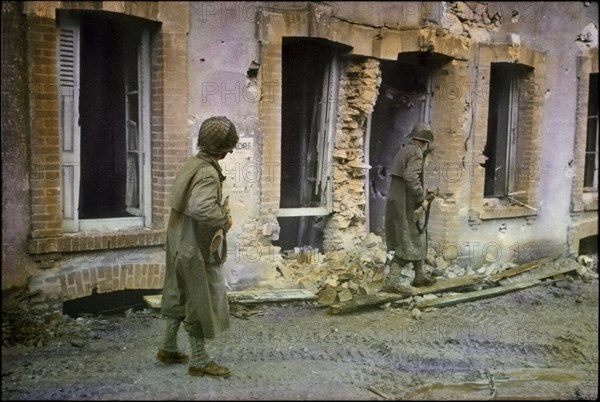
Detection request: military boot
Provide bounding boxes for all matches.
[382,261,403,292]
[411,261,437,287]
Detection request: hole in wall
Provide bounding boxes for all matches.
[63,288,162,317]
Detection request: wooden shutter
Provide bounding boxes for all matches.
[317,54,340,213]
[59,18,81,232]
[125,29,151,225]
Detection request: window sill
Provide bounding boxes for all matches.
[571,192,599,212]
[28,228,166,256]
[479,198,538,220]
[582,192,598,211]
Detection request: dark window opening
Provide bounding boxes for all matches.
[483,62,532,198]
[579,235,598,256]
[584,73,598,191]
[275,216,326,252]
[368,52,450,236]
[277,38,348,251]
[280,38,333,209]
[78,13,146,219]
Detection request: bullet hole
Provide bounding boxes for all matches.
[247,60,260,79]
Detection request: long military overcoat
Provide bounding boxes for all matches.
[384,140,428,261]
[161,152,230,339]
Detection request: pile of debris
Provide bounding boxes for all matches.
[278,233,388,305]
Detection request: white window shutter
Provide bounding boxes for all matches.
[318,54,340,213]
[139,29,152,227]
[124,29,152,227]
[58,18,81,232]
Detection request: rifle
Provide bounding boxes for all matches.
[414,188,438,234]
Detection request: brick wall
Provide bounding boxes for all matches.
[31,262,165,304]
[258,42,283,242]
[15,1,189,302]
[27,13,61,240]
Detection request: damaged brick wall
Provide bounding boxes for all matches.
[324,57,381,251]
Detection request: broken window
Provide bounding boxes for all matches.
[58,12,152,232]
[483,63,532,198]
[277,38,347,250]
[584,73,598,191]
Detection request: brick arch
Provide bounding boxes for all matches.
[56,263,165,302]
[568,219,599,256]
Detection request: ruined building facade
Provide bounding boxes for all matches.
[2,2,598,309]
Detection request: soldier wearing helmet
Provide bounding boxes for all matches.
[158,116,238,378]
[384,122,437,290]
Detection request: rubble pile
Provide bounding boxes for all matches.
[279,233,388,305]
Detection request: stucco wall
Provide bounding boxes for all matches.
[2,2,597,307]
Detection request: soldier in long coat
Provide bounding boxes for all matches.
[384,122,437,289]
[157,116,238,378]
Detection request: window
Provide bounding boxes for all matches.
[584,73,598,192]
[58,12,151,232]
[277,38,346,249]
[483,62,532,198]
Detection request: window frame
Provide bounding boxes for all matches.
[58,13,152,232]
[571,50,599,213]
[471,43,546,221]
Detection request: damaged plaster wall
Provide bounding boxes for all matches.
[445,2,598,265]
[324,58,381,251]
[1,1,37,289]
[187,1,284,289]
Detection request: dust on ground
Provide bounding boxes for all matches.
[2,257,598,400]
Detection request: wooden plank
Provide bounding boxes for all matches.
[489,257,553,282]
[328,274,487,315]
[144,289,317,309]
[143,295,161,309]
[415,279,540,309]
[407,273,488,295]
[328,293,411,315]
[498,261,578,285]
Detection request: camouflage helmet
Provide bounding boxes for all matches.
[410,122,434,143]
[197,116,239,153]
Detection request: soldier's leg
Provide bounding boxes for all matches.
[157,316,188,364]
[412,260,437,287]
[383,254,410,291]
[187,328,231,378]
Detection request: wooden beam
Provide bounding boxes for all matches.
[498,261,578,285]
[407,273,489,295]
[489,257,553,282]
[328,293,411,315]
[415,279,540,309]
[328,274,488,315]
[144,289,317,309]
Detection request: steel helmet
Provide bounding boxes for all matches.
[197,116,239,153]
[410,122,434,143]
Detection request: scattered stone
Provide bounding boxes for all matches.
[337,288,353,303]
[317,286,338,306]
[411,308,422,320]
